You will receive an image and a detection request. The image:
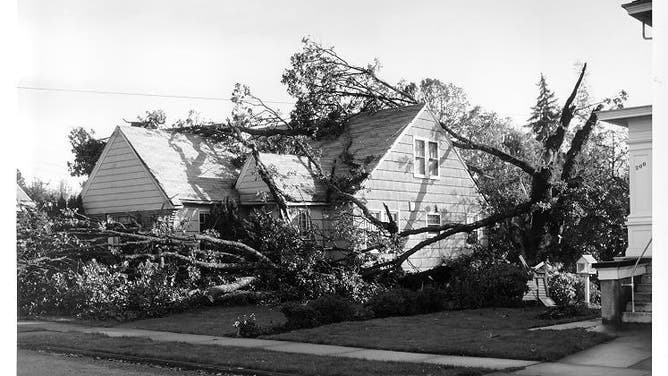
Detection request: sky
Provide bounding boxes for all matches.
[17,0,653,191]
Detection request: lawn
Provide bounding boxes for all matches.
[118,304,286,337]
[264,306,610,361]
[18,331,487,376]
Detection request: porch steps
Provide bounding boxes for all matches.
[622,264,651,324]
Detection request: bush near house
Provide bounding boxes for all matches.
[547,270,601,307]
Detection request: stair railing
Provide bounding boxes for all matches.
[622,238,652,313]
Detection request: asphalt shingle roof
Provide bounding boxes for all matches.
[314,104,425,176]
[119,126,239,205]
[259,104,426,202]
[255,153,326,202]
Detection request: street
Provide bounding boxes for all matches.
[17,349,243,376]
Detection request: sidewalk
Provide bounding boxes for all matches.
[488,323,652,376]
[18,320,651,375]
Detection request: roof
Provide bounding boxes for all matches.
[622,0,652,26]
[596,105,652,127]
[118,126,239,205]
[239,105,427,203]
[314,104,426,175]
[17,184,35,206]
[255,153,327,202]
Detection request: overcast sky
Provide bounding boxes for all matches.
[17,0,652,190]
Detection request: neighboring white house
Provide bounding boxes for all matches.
[82,104,486,271]
[16,184,35,209]
[593,0,653,325]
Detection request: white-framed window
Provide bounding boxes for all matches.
[198,211,210,233]
[365,210,382,231]
[426,212,441,234]
[385,210,399,223]
[296,210,312,235]
[466,213,483,245]
[414,138,439,178]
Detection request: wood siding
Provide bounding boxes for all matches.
[235,158,273,204]
[83,130,172,215]
[357,110,484,271]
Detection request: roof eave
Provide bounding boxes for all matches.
[596,105,652,127]
[622,1,652,26]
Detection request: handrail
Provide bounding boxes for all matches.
[623,238,652,313]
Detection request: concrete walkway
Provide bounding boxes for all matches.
[18,320,652,375]
[488,323,652,376]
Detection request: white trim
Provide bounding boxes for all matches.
[385,209,400,226]
[80,127,120,198]
[421,110,490,208]
[425,209,441,232]
[234,156,255,191]
[597,263,648,281]
[117,129,175,209]
[623,2,652,15]
[412,136,440,180]
[596,105,652,127]
[81,126,174,211]
[371,104,426,178]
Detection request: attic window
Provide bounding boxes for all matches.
[414,138,439,178]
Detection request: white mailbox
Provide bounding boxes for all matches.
[576,254,597,275]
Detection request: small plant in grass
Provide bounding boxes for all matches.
[233,313,260,337]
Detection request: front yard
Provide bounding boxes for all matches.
[264,306,608,361]
[118,304,607,362]
[18,331,486,376]
[117,304,285,337]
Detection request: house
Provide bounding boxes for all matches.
[81,125,239,234]
[82,104,485,270]
[16,184,35,209]
[593,0,653,325]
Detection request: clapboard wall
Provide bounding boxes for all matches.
[357,109,484,271]
[82,129,173,215]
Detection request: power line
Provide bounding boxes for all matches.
[16,85,296,105]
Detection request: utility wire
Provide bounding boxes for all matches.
[16,85,296,105]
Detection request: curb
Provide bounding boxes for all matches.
[19,344,296,376]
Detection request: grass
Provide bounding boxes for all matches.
[18,331,487,376]
[265,306,611,361]
[118,304,286,337]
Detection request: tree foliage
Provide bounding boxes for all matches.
[67,128,107,177]
[527,74,560,142]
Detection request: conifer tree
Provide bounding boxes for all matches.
[527,74,560,143]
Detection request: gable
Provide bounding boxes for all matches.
[313,104,424,177]
[235,153,327,204]
[82,129,172,215]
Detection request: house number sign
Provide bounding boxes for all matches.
[635,161,647,171]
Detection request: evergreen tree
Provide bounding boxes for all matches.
[527,74,560,143]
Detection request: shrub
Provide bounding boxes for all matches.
[233,313,261,337]
[445,255,530,309]
[575,276,601,305]
[415,286,450,313]
[280,302,322,329]
[537,302,600,320]
[365,288,418,318]
[547,272,578,306]
[308,294,361,324]
[281,294,372,330]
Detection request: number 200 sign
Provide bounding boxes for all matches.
[635,161,647,171]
